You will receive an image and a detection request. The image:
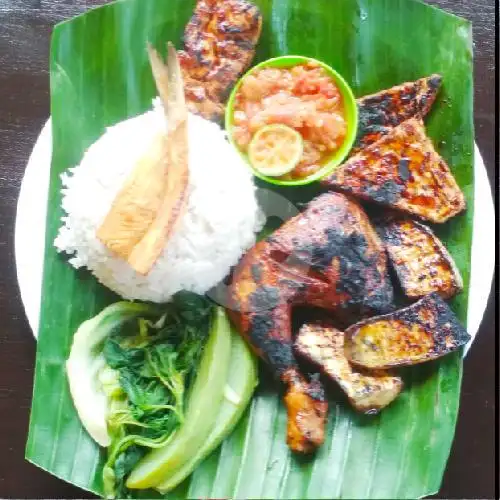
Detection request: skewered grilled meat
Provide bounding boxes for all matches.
[229,192,394,452]
[295,323,402,413]
[322,118,466,223]
[353,74,442,154]
[344,293,470,369]
[179,0,262,121]
[377,217,463,299]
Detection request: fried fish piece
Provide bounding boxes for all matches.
[179,0,263,121]
[353,74,442,154]
[322,118,466,223]
[344,293,471,369]
[377,217,463,299]
[295,323,402,413]
[97,45,189,275]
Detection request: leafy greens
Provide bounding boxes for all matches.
[81,291,212,498]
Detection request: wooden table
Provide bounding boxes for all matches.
[0,0,495,498]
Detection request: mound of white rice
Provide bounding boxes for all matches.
[55,100,264,302]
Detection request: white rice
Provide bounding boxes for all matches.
[55,100,264,303]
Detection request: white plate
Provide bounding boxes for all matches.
[14,118,495,355]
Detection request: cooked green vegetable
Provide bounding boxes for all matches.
[101,292,213,498]
[155,325,259,494]
[126,306,233,490]
[67,291,214,499]
[66,302,161,449]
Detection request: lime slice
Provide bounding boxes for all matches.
[248,124,304,177]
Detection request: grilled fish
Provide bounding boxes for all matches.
[377,217,463,299]
[295,323,402,413]
[353,74,442,154]
[322,118,466,223]
[229,192,394,452]
[179,0,263,121]
[344,293,471,369]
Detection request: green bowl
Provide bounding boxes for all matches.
[225,55,358,187]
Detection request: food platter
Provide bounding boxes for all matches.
[15,120,494,349]
[17,0,497,498]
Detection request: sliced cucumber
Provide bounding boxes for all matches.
[155,327,258,493]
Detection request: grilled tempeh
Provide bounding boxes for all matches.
[295,324,402,413]
[322,118,466,223]
[344,293,471,369]
[353,74,442,155]
[179,0,263,121]
[377,217,463,299]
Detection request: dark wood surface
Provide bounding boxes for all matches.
[0,0,496,498]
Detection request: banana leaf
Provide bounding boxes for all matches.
[26,0,474,498]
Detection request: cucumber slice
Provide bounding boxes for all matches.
[155,327,258,493]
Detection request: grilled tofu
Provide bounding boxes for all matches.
[353,74,442,154]
[295,324,402,413]
[377,217,463,299]
[344,293,471,369]
[179,0,263,121]
[322,118,466,223]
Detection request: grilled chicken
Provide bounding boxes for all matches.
[322,118,466,223]
[229,192,394,452]
[283,371,328,453]
[344,293,470,369]
[295,323,402,413]
[377,217,463,299]
[179,0,263,121]
[353,74,442,155]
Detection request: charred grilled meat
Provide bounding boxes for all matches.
[353,74,442,154]
[283,371,328,453]
[322,118,466,223]
[229,192,394,452]
[344,293,471,369]
[178,0,262,121]
[295,323,402,413]
[377,217,463,299]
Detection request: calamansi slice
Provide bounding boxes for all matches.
[248,124,304,177]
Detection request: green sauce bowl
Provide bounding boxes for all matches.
[225,55,358,187]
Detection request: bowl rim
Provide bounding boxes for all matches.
[225,55,359,187]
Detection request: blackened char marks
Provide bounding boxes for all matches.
[398,158,411,181]
[364,280,396,315]
[306,373,326,402]
[365,179,404,205]
[394,293,470,352]
[430,294,470,347]
[250,285,281,312]
[291,227,369,273]
[249,313,295,375]
[353,74,442,152]
[251,263,263,283]
[289,222,393,316]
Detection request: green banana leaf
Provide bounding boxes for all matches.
[26,0,474,498]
